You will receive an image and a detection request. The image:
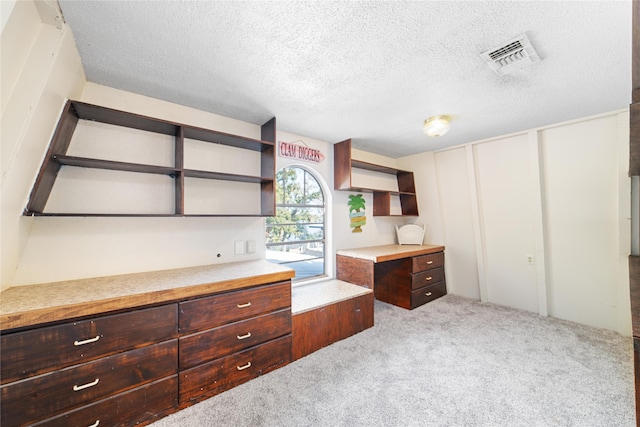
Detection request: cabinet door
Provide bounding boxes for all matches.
[1,340,177,426]
[412,252,444,272]
[411,267,445,290]
[1,304,177,384]
[31,376,178,427]
[179,309,291,370]
[179,281,290,333]
[411,282,447,309]
[180,335,292,405]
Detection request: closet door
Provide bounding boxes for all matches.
[474,135,538,313]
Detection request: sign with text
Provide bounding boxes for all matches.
[278,140,325,164]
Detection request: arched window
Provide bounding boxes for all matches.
[266,166,325,282]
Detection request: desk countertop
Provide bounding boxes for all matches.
[0,260,294,331]
[336,244,445,263]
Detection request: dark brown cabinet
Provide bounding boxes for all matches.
[0,273,293,426]
[0,305,179,427]
[178,282,292,405]
[336,244,446,310]
[374,251,447,309]
[334,139,418,216]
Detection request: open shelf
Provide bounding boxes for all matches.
[25,100,277,217]
[334,139,418,217]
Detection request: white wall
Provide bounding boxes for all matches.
[11,83,269,285]
[1,0,85,290]
[417,111,631,335]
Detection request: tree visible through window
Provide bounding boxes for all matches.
[266,167,325,281]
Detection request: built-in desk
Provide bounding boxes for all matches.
[336,244,446,310]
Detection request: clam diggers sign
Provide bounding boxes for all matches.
[278,140,325,164]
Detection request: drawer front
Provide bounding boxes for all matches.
[180,335,292,405]
[1,340,177,427]
[412,252,444,273]
[410,281,447,309]
[411,267,445,290]
[1,304,177,385]
[32,376,178,427]
[179,309,291,370]
[179,281,291,333]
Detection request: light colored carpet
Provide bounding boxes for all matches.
[152,295,635,426]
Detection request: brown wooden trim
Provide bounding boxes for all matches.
[631,102,640,176]
[25,101,78,214]
[174,127,185,215]
[633,0,639,97]
[333,139,352,190]
[373,191,391,216]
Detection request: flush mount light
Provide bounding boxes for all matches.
[423,115,451,137]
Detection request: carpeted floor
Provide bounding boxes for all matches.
[152,294,635,426]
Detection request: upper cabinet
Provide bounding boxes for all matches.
[333,139,418,216]
[25,100,276,217]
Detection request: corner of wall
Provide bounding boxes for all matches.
[1,2,86,290]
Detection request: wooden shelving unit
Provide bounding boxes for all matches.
[333,139,418,216]
[25,100,276,217]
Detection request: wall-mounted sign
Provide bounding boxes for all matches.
[278,140,325,164]
[348,194,366,233]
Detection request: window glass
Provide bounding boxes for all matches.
[266,167,325,281]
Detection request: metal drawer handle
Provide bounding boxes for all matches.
[237,302,252,308]
[425,292,433,296]
[89,420,100,427]
[73,378,99,391]
[425,276,433,281]
[237,362,252,371]
[74,335,100,346]
[426,260,434,265]
[237,332,252,340]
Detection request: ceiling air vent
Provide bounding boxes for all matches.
[480,33,540,75]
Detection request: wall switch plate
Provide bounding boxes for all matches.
[247,240,256,254]
[235,240,245,255]
[526,255,534,265]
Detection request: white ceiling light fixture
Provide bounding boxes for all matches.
[423,115,451,137]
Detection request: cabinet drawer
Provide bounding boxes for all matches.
[32,376,178,427]
[179,281,291,333]
[1,304,177,385]
[411,267,445,290]
[412,252,444,273]
[180,335,292,405]
[1,340,177,427]
[410,281,447,309]
[179,309,291,370]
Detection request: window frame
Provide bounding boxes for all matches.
[266,166,327,283]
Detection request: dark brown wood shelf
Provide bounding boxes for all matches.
[25,100,277,217]
[53,155,180,176]
[334,139,418,216]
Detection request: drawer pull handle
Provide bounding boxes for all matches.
[237,332,252,340]
[425,276,433,281]
[237,362,252,371]
[73,378,99,391]
[74,335,100,346]
[426,292,433,296]
[89,420,100,427]
[426,260,433,265]
[237,302,252,308]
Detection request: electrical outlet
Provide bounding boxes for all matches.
[235,240,245,255]
[526,255,534,265]
[247,240,256,254]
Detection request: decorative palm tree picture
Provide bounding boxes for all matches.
[348,194,366,233]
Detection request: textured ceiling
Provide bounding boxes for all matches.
[58,1,632,158]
